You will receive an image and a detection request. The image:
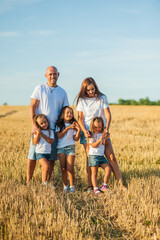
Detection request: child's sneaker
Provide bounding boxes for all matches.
[70,186,75,193]
[87,186,93,193]
[100,184,108,192]
[94,188,101,195]
[64,186,69,193]
[42,182,48,186]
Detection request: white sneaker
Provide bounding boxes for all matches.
[70,186,75,193]
[64,186,69,193]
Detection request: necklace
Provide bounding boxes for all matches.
[46,83,56,93]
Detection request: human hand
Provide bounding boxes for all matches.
[84,130,91,138]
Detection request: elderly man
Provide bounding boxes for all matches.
[27,66,69,184]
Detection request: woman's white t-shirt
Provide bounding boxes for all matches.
[89,133,105,156]
[35,130,54,154]
[76,95,109,131]
[56,123,76,148]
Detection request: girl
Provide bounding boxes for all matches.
[56,106,81,193]
[76,77,125,191]
[32,114,54,185]
[88,117,111,195]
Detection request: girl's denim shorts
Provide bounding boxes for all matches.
[89,155,108,167]
[36,153,51,160]
[57,145,75,156]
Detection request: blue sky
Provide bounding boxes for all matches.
[0,0,160,105]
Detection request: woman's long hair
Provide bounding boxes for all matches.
[75,77,103,105]
[55,106,77,132]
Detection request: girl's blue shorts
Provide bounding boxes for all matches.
[89,155,108,167]
[57,145,75,156]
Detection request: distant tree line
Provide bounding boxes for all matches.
[111,97,160,105]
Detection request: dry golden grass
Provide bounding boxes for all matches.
[0,105,160,240]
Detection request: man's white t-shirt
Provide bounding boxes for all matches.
[76,95,109,131]
[31,83,69,129]
[89,133,105,156]
[56,123,76,148]
[35,130,54,154]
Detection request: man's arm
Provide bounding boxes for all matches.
[30,98,40,131]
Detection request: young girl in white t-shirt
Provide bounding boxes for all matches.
[32,114,54,185]
[56,106,81,193]
[88,117,111,195]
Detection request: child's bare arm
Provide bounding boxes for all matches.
[40,132,54,144]
[90,136,103,148]
[57,122,77,138]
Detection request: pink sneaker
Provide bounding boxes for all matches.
[94,188,101,195]
[100,184,108,192]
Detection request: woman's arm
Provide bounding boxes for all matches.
[78,111,91,138]
[104,107,111,132]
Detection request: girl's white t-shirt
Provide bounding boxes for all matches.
[76,95,109,131]
[89,133,105,156]
[56,123,76,148]
[35,129,54,154]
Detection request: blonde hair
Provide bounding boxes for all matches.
[89,117,105,134]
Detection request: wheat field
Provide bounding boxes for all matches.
[0,105,160,240]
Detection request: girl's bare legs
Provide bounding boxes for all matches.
[83,143,92,187]
[66,155,75,186]
[105,140,125,189]
[27,159,36,183]
[90,166,98,188]
[47,161,55,182]
[39,158,49,183]
[101,164,111,184]
[58,153,68,186]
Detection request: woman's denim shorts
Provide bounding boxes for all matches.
[80,131,87,144]
[36,153,51,160]
[89,155,108,167]
[57,145,75,156]
[80,131,111,145]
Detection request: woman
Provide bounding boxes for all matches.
[76,77,125,191]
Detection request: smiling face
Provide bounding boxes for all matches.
[93,120,103,134]
[63,107,73,122]
[45,66,59,87]
[37,116,49,130]
[86,83,96,98]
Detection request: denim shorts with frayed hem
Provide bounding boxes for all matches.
[89,155,108,167]
[36,153,51,160]
[57,145,75,156]
[27,129,58,161]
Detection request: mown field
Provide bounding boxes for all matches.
[0,105,160,240]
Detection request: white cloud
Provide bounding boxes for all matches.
[0,0,43,14]
[0,31,19,37]
[29,30,59,36]
[120,8,142,14]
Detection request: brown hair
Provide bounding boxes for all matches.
[75,77,103,105]
[89,116,105,134]
[55,106,77,132]
[33,114,51,136]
